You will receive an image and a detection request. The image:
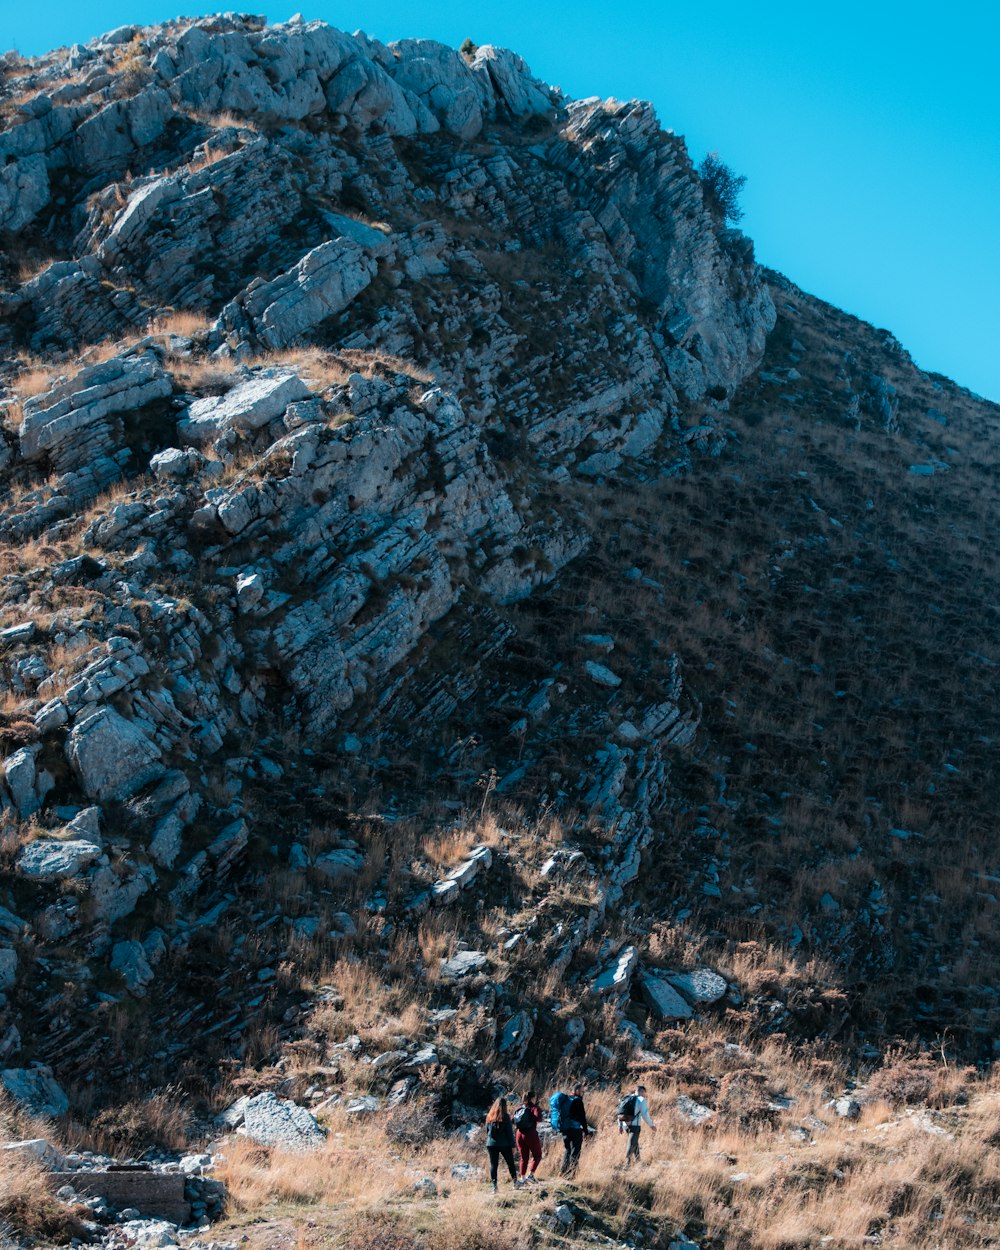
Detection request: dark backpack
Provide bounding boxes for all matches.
[617,1094,638,1123]
[513,1104,535,1133]
[550,1090,569,1131]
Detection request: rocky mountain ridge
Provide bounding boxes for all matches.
[1,11,999,1173]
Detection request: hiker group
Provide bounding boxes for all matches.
[484,1083,656,1191]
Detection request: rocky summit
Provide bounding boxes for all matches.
[1,14,1000,1250]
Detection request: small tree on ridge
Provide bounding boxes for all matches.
[698,152,747,225]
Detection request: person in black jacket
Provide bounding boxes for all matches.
[485,1096,522,1192]
[561,1083,593,1175]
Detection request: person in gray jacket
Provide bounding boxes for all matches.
[617,1083,656,1165]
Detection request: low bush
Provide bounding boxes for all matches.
[88,1087,192,1154]
[383,1101,443,1148]
[342,1212,420,1250]
[715,1069,777,1130]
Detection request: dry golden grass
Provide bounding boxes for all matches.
[304,956,427,1054]
[252,346,436,392]
[169,352,240,394]
[423,1188,535,1250]
[252,347,352,393]
[193,109,259,132]
[0,1093,89,1240]
[217,1116,535,1249]
[12,254,56,285]
[421,825,480,870]
[0,1150,89,1242]
[420,812,504,871]
[560,1066,1000,1248]
[149,309,213,339]
[88,1087,193,1155]
[111,34,151,96]
[218,1120,410,1211]
[187,145,230,175]
[12,363,54,399]
[199,1059,1000,1250]
[340,348,436,385]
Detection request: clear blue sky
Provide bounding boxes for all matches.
[5,2,999,401]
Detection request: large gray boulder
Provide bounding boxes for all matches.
[241,1092,326,1151]
[1,1067,69,1118]
[313,846,365,880]
[641,972,694,1021]
[65,706,164,801]
[216,231,389,352]
[0,153,50,233]
[18,839,103,880]
[472,45,552,116]
[324,56,421,134]
[389,40,487,140]
[674,1094,713,1126]
[73,88,173,170]
[591,945,639,995]
[498,1010,534,1063]
[179,372,311,444]
[110,939,155,995]
[3,745,45,817]
[18,351,172,462]
[0,907,27,938]
[440,950,488,980]
[669,968,728,1005]
[433,844,493,902]
[2,1138,64,1170]
[262,18,358,81]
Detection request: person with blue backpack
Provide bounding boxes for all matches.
[550,1082,592,1175]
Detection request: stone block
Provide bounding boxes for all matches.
[48,1170,189,1224]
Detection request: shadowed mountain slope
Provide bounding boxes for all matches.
[0,14,998,1148]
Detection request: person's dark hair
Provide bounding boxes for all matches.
[636,1084,646,1094]
[486,1097,509,1125]
[572,1083,583,1094]
[525,1090,536,1104]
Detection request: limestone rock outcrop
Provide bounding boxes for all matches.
[3,11,987,1110]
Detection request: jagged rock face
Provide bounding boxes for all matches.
[2,12,997,1109]
[0,13,771,417]
[0,12,726,1093]
[0,14,749,758]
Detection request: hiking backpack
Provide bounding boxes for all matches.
[549,1090,570,1132]
[616,1094,638,1123]
[513,1104,535,1133]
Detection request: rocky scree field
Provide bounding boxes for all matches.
[1,13,1000,1250]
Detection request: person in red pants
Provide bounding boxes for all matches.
[512,1089,543,1182]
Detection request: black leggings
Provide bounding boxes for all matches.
[488,1143,518,1183]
